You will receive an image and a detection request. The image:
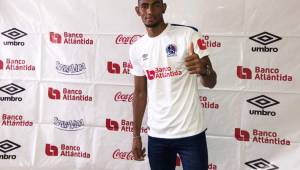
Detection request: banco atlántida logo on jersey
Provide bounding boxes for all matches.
[48,87,92,102]
[0,140,21,160]
[0,83,25,102]
[249,32,282,52]
[146,66,182,80]
[1,28,27,46]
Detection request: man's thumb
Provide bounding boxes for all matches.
[189,42,195,55]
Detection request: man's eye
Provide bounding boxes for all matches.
[154,3,161,7]
[141,4,148,9]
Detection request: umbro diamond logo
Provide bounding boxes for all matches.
[1,28,27,40]
[0,83,25,95]
[249,32,282,46]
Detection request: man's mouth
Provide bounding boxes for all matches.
[146,16,155,21]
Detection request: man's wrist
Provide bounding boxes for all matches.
[133,133,141,138]
[133,135,141,140]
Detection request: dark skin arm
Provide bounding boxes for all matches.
[185,43,217,88]
[131,76,147,161]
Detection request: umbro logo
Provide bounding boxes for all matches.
[250,32,282,52]
[0,83,25,95]
[1,28,27,40]
[245,158,279,170]
[0,140,21,154]
[247,95,279,117]
[250,32,282,46]
[247,95,279,110]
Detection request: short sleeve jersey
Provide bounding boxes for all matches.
[130,24,209,138]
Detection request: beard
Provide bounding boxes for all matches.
[145,22,160,28]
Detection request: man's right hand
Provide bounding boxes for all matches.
[132,137,146,161]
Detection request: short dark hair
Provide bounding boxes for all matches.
[138,0,163,3]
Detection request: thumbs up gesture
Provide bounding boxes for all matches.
[185,42,207,75]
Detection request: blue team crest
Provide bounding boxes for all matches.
[166,44,177,57]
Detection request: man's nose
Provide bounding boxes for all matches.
[146,5,154,14]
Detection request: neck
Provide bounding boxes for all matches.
[146,22,168,37]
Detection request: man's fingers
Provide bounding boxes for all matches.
[142,147,146,156]
[132,147,140,159]
[137,148,142,159]
[136,150,145,161]
[189,70,198,74]
[132,147,146,161]
[185,54,201,63]
[138,147,146,160]
[185,58,202,67]
[185,55,195,62]
[185,56,199,66]
[132,148,139,159]
[137,148,146,161]
[186,64,205,75]
[185,60,198,67]
[186,65,199,71]
[188,42,195,56]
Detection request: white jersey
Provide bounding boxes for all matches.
[130,24,209,138]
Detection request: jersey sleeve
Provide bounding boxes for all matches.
[190,30,209,58]
[129,45,145,76]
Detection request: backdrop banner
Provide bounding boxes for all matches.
[0,0,299,169]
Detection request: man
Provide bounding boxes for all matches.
[129,0,217,170]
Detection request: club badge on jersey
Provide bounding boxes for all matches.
[166,44,177,57]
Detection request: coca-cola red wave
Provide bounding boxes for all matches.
[112,149,134,160]
[114,91,133,102]
[115,34,142,44]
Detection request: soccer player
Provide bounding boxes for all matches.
[130,0,217,169]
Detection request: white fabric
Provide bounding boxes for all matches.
[130,24,209,138]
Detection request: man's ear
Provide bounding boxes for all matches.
[162,3,167,13]
[135,6,141,16]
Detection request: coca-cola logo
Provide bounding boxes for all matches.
[114,91,133,102]
[112,149,134,160]
[115,34,142,44]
